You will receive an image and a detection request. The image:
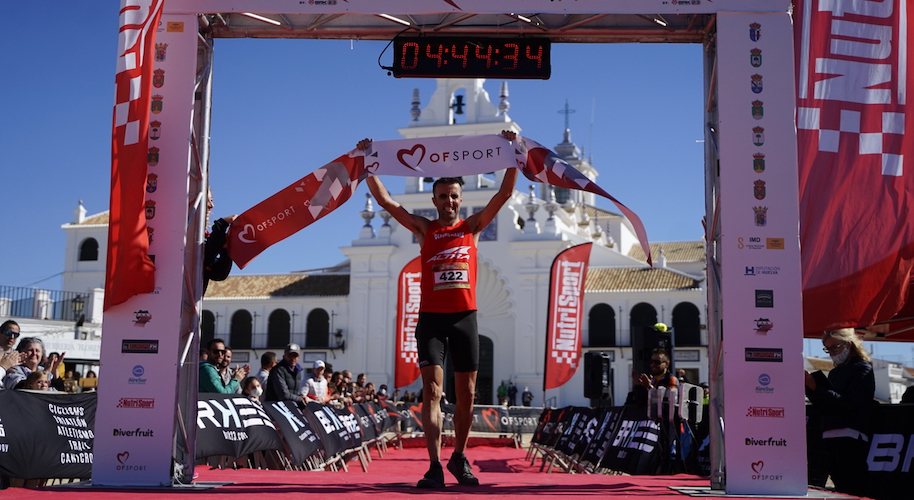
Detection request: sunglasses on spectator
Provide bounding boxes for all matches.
[823,342,846,354]
[2,330,20,338]
[212,349,227,354]
[649,359,666,365]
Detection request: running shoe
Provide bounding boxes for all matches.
[416,462,445,488]
[447,453,480,486]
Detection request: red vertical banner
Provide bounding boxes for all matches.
[395,257,422,389]
[543,243,592,391]
[104,0,162,310]
[795,0,914,332]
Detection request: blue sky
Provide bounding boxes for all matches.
[1,2,910,365]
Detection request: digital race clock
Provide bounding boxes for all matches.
[392,37,551,80]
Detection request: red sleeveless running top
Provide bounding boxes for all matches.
[420,220,477,313]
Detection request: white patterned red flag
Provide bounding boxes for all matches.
[796,0,914,332]
[515,137,652,266]
[104,0,162,310]
[228,135,649,268]
[395,257,422,389]
[544,243,592,391]
[227,153,367,269]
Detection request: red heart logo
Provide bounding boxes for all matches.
[237,224,256,244]
[481,407,500,431]
[117,451,129,464]
[397,144,425,171]
[751,461,764,474]
[366,161,380,174]
[515,159,526,170]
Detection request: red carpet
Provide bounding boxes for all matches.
[4,445,859,499]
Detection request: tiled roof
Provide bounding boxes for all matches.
[629,241,705,263]
[564,205,623,220]
[77,212,110,225]
[585,267,701,292]
[205,274,349,298]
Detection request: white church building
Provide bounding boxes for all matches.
[60,78,708,407]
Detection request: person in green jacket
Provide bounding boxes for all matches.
[199,338,249,393]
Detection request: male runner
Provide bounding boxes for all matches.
[360,131,518,488]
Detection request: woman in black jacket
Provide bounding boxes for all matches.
[804,328,874,497]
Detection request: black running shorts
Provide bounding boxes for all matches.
[416,311,479,372]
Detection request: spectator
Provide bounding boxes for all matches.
[219,347,234,385]
[3,337,61,390]
[700,382,710,405]
[805,328,875,497]
[265,344,305,407]
[199,348,208,362]
[45,352,66,380]
[199,338,248,393]
[508,382,518,406]
[23,371,51,391]
[363,382,377,402]
[241,376,263,406]
[256,351,277,402]
[497,381,508,405]
[202,188,237,294]
[626,348,677,408]
[301,360,330,404]
[85,370,97,379]
[521,387,534,406]
[328,371,344,396]
[0,320,23,387]
[676,368,690,384]
[901,385,914,404]
[378,384,389,401]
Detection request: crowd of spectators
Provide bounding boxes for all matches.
[197,341,396,409]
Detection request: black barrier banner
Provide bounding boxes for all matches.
[531,407,566,445]
[350,404,378,442]
[580,407,624,467]
[0,390,96,479]
[195,394,284,459]
[599,405,661,474]
[377,399,405,431]
[334,406,363,450]
[571,408,604,458]
[398,402,423,432]
[555,406,592,456]
[506,407,542,434]
[263,400,322,464]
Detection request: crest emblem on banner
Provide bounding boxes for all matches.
[147,147,159,166]
[149,121,161,140]
[146,227,154,245]
[752,127,765,147]
[749,22,761,42]
[751,100,764,120]
[153,69,164,88]
[750,48,762,68]
[146,174,158,193]
[151,95,163,114]
[751,74,763,94]
[754,180,766,200]
[155,43,167,62]
[753,153,765,173]
[754,318,773,334]
[144,200,156,220]
[753,206,768,227]
[133,310,152,326]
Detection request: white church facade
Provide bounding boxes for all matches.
[60,79,708,407]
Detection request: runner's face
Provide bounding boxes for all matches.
[432,183,462,220]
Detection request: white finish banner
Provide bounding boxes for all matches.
[716,12,807,496]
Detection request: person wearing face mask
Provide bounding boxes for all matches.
[804,328,875,497]
[242,376,264,406]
